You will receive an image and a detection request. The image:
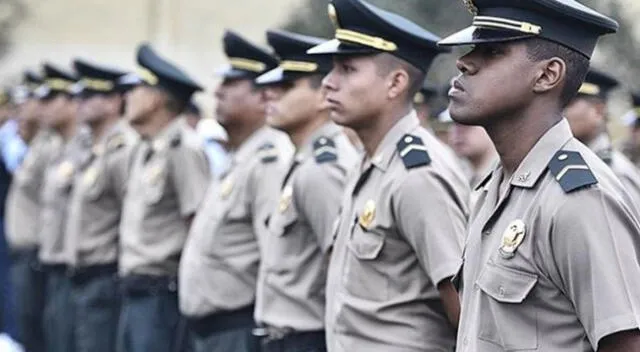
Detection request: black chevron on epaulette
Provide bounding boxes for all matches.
[258,142,278,163]
[396,134,430,169]
[106,133,126,152]
[548,150,598,193]
[170,134,181,148]
[313,136,337,164]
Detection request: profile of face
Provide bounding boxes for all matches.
[449,42,540,126]
[563,97,604,143]
[322,55,391,129]
[264,77,325,133]
[17,98,41,142]
[124,85,163,126]
[214,78,265,128]
[78,93,122,125]
[41,94,78,129]
[449,123,494,160]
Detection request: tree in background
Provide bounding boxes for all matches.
[281,0,640,113]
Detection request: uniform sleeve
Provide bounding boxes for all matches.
[294,163,348,253]
[549,188,640,350]
[248,160,286,245]
[170,145,211,217]
[394,170,467,286]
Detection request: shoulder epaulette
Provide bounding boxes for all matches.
[313,136,337,164]
[258,142,278,163]
[548,150,598,193]
[396,134,430,169]
[106,133,126,152]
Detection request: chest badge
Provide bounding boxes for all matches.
[499,219,526,259]
[83,166,98,187]
[359,200,376,229]
[220,176,234,199]
[279,185,293,213]
[57,160,75,181]
[146,165,164,186]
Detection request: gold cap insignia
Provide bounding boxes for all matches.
[83,166,98,187]
[279,186,293,213]
[462,0,478,15]
[359,200,376,229]
[499,219,526,259]
[328,3,340,28]
[57,161,74,181]
[220,176,234,199]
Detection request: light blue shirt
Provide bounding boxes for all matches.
[0,120,27,173]
[203,139,230,179]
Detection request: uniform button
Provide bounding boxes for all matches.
[482,229,492,236]
[474,283,479,291]
[463,336,469,345]
[498,286,506,297]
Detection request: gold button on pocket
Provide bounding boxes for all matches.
[476,262,538,350]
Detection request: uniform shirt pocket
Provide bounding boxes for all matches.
[143,160,167,205]
[345,224,387,301]
[476,262,538,350]
[82,165,106,201]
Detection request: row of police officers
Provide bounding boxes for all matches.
[4,0,640,351]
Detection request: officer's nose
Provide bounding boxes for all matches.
[322,70,338,92]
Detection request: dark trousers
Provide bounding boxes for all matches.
[188,305,260,352]
[70,267,120,352]
[116,275,188,352]
[43,267,75,352]
[261,331,326,352]
[8,248,46,352]
[0,223,17,338]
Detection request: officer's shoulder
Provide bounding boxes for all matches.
[396,133,431,169]
[548,149,598,193]
[313,136,338,164]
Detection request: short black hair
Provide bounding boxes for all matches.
[163,92,187,115]
[525,38,590,108]
[373,53,426,102]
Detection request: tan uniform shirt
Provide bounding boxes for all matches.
[589,133,640,208]
[119,118,210,277]
[255,122,358,331]
[5,130,60,250]
[38,128,91,264]
[179,126,293,317]
[65,121,138,268]
[326,112,469,352]
[457,119,640,352]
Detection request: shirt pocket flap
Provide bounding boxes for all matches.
[272,205,299,237]
[348,226,384,260]
[476,263,537,304]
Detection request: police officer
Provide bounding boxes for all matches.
[117,44,210,352]
[439,0,640,350]
[179,30,292,352]
[64,59,137,352]
[564,69,640,207]
[620,92,640,168]
[252,29,358,352]
[307,0,470,350]
[36,62,90,352]
[4,69,49,352]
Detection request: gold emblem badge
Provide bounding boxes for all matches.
[153,139,167,153]
[83,166,98,186]
[220,176,234,199]
[146,165,164,186]
[499,219,526,259]
[462,0,478,15]
[358,200,376,229]
[57,161,74,181]
[279,186,293,213]
[328,3,340,28]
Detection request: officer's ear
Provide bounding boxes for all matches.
[532,56,566,95]
[387,68,410,101]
